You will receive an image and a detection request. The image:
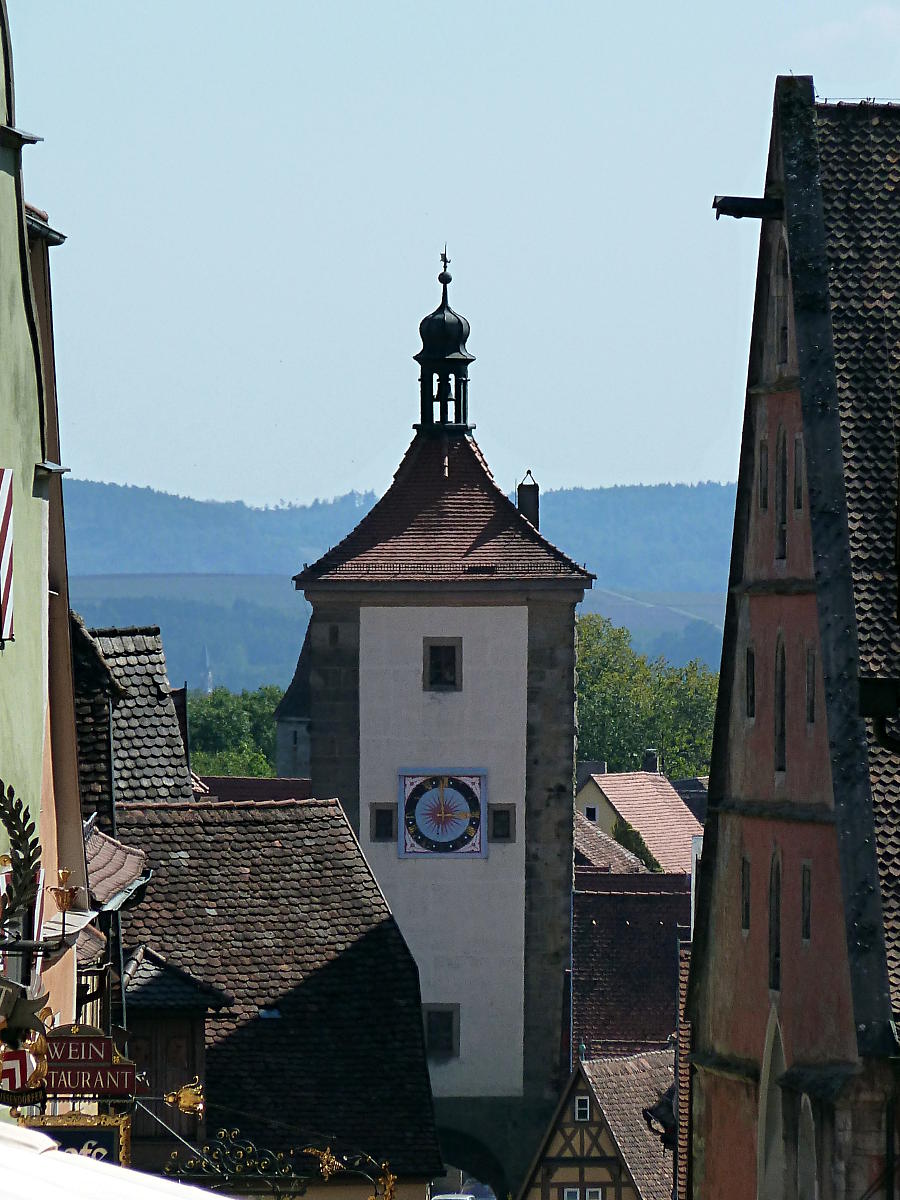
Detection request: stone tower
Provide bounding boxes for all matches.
[291,260,592,1194]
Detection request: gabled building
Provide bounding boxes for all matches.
[116,796,443,1191]
[288,261,592,1195]
[576,771,702,873]
[0,0,87,1033]
[688,77,900,1199]
[517,1051,675,1200]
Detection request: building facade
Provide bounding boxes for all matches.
[290,263,592,1193]
[688,78,900,1200]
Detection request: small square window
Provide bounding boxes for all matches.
[370,804,397,843]
[584,805,597,823]
[586,1190,605,1200]
[574,1095,590,1122]
[489,805,516,843]
[564,1189,580,1200]
[423,1004,459,1059]
[423,638,462,691]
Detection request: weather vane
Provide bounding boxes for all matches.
[440,245,450,272]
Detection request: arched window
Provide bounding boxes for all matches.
[775,640,786,773]
[775,427,788,560]
[769,854,782,991]
[758,1010,787,1199]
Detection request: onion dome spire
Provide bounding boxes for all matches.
[414,249,475,433]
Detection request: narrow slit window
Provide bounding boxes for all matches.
[775,640,786,773]
[806,648,816,724]
[776,243,789,368]
[746,647,756,719]
[801,863,811,941]
[741,857,751,932]
[769,854,782,990]
[794,436,804,510]
[759,441,769,512]
[424,1005,459,1058]
[776,428,787,560]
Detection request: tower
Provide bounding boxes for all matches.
[292,260,592,1194]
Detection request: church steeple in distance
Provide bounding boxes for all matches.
[414,250,475,434]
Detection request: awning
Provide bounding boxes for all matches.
[0,1119,222,1199]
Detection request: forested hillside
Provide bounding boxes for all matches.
[66,478,735,690]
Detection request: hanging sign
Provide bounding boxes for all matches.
[44,1024,135,1097]
[23,1112,131,1164]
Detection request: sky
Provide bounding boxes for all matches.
[6,2,900,507]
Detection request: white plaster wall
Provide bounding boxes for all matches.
[359,605,528,1098]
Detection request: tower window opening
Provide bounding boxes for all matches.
[769,853,782,990]
[801,863,811,941]
[759,440,769,511]
[806,648,816,724]
[746,647,756,719]
[776,428,788,560]
[794,436,804,510]
[776,242,789,368]
[775,639,786,773]
[741,856,751,931]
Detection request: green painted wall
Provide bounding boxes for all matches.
[0,22,49,848]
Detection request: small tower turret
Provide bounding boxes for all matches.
[414,250,475,433]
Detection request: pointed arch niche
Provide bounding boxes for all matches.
[797,1094,818,1200]
[757,1006,787,1200]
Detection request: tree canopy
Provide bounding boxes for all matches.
[576,614,717,778]
[187,686,283,777]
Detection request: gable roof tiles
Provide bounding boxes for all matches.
[575,811,648,873]
[572,876,690,1057]
[583,1051,675,1200]
[295,433,592,587]
[116,798,441,1176]
[89,626,193,806]
[590,773,702,873]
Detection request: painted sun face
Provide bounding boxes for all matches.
[400,773,485,855]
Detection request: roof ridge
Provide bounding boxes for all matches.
[116,797,335,811]
[89,624,162,637]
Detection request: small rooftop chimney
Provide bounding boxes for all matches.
[576,759,607,792]
[642,748,660,773]
[517,470,540,529]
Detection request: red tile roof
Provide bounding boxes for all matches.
[573,876,690,1057]
[116,798,441,1175]
[295,433,592,587]
[575,811,647,873]
[83,823,147,908]
[583,1051,675,1200]
[590,773,703,873]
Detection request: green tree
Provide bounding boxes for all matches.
[187,686,284,777]
[576,614,717,778]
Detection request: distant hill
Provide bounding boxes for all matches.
[65,478,735,690]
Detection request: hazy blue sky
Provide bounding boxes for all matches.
[7,2,900,506]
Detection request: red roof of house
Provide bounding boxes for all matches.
[295,432,592,588]
[589,772,702,873]
[575,811,647,873]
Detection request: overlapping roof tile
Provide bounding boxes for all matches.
[583,1050,675,1200]
[590,773,702,873]
[295,433,592,586]
[572,875,690,1057]
[116,798,441,1176]
[89,626,193,806]
[575,811,647,873]
[83,821,147,908]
